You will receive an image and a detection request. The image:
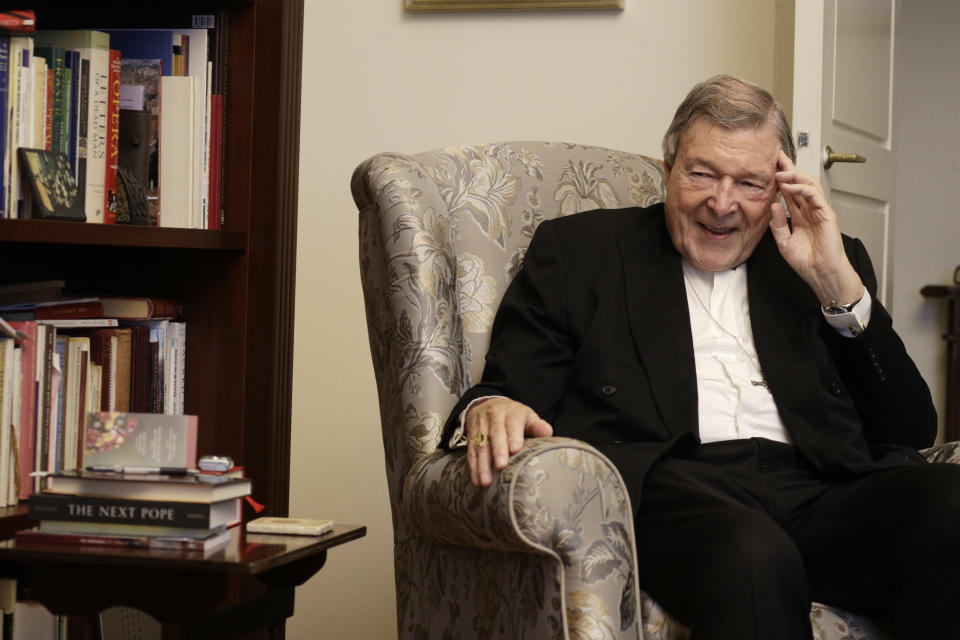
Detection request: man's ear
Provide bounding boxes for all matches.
[663,159,673,182]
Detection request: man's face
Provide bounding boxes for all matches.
[663,119,781,271]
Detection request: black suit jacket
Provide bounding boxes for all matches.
[442,204,936,503]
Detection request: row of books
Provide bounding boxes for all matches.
[0,21,223,228]
[0,295,186,507]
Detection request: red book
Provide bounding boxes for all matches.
[15,527,232,552]
[103,49,122,224]
[1,296,180,321]
[207,94,223,230]
[0,10,34,33]
[7,320,38,499]
[2,300,107,320]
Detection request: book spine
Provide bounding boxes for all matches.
[34,324,53,491]
[50,335,66,473]
[15,529,214,552]
[207,93,222,230]
[44,67,52,149]
[76,56,89,209]
[85,44,108,224]
[31,301,105,320]
[0,36,8,219]
[147,298,181,319]
[65,50,79,175]
[28,493,218,528]
[0,339,14,508]
[0,11,35,33]
[34,47,64,154]
[8,321,37,499]
[7,39,28,218]
[103,49,120,223]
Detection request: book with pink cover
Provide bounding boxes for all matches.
[83,411,197,469]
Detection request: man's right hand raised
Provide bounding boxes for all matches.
[465,397,553,487]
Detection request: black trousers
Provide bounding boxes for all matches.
[634,438,960,640]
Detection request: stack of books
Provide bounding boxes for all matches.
[17,469,251,551]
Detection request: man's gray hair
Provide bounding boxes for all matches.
[662,74,796,165]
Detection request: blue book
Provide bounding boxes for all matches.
[103,30,174,77]
[0,36,9,219]
[52,336,67,473]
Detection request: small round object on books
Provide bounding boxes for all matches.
[198,455,234,472]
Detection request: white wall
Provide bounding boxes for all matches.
[289,1,777,638]
[891,0,960,443]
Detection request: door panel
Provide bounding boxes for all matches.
[835,0,893,139]
[829,190,888,277]
[794,0,896,304]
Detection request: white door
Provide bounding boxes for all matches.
[792,0,896,304]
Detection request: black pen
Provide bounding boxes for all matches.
[86,465,193,476]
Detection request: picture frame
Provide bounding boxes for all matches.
[17,148,86,221]
[405,0,623,11]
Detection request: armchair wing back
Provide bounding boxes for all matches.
[354,142,667,639]
[353,141,665,533]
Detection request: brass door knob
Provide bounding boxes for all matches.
[823,145,867,170]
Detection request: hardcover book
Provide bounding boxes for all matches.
[28,492,241,529]
[15,525,231,552]
[43,469,251,503]
[83,411,198,470]
[6,320,37,499]
[0,296,180,320]
[0,10,35,33]
[17,148,85,221]
[0,35,9,219]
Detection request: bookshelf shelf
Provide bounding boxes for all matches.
[2,0,304,525]
[0,219,246,250]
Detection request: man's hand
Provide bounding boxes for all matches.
[770,150,864,306]
[465,397,553,487]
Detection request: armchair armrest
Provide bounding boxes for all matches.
[403,436,642,635]
[921,441,960,464]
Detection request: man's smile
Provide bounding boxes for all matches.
[698,221,738,237]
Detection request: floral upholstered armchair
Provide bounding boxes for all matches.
[353,141,960,640]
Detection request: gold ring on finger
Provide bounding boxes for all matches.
[473,433,489,448]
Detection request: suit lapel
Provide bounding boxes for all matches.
[618,211,699,435]
[747,233,827,435]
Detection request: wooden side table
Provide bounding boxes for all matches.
[921,284,960,442]
[0,523,366,639]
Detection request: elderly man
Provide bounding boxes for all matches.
[441,75,960,638]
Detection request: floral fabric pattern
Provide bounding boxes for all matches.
[353,141,956,639]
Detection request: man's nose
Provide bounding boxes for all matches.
[709,177,738,214]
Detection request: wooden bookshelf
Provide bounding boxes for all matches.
[0,0,304,517]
